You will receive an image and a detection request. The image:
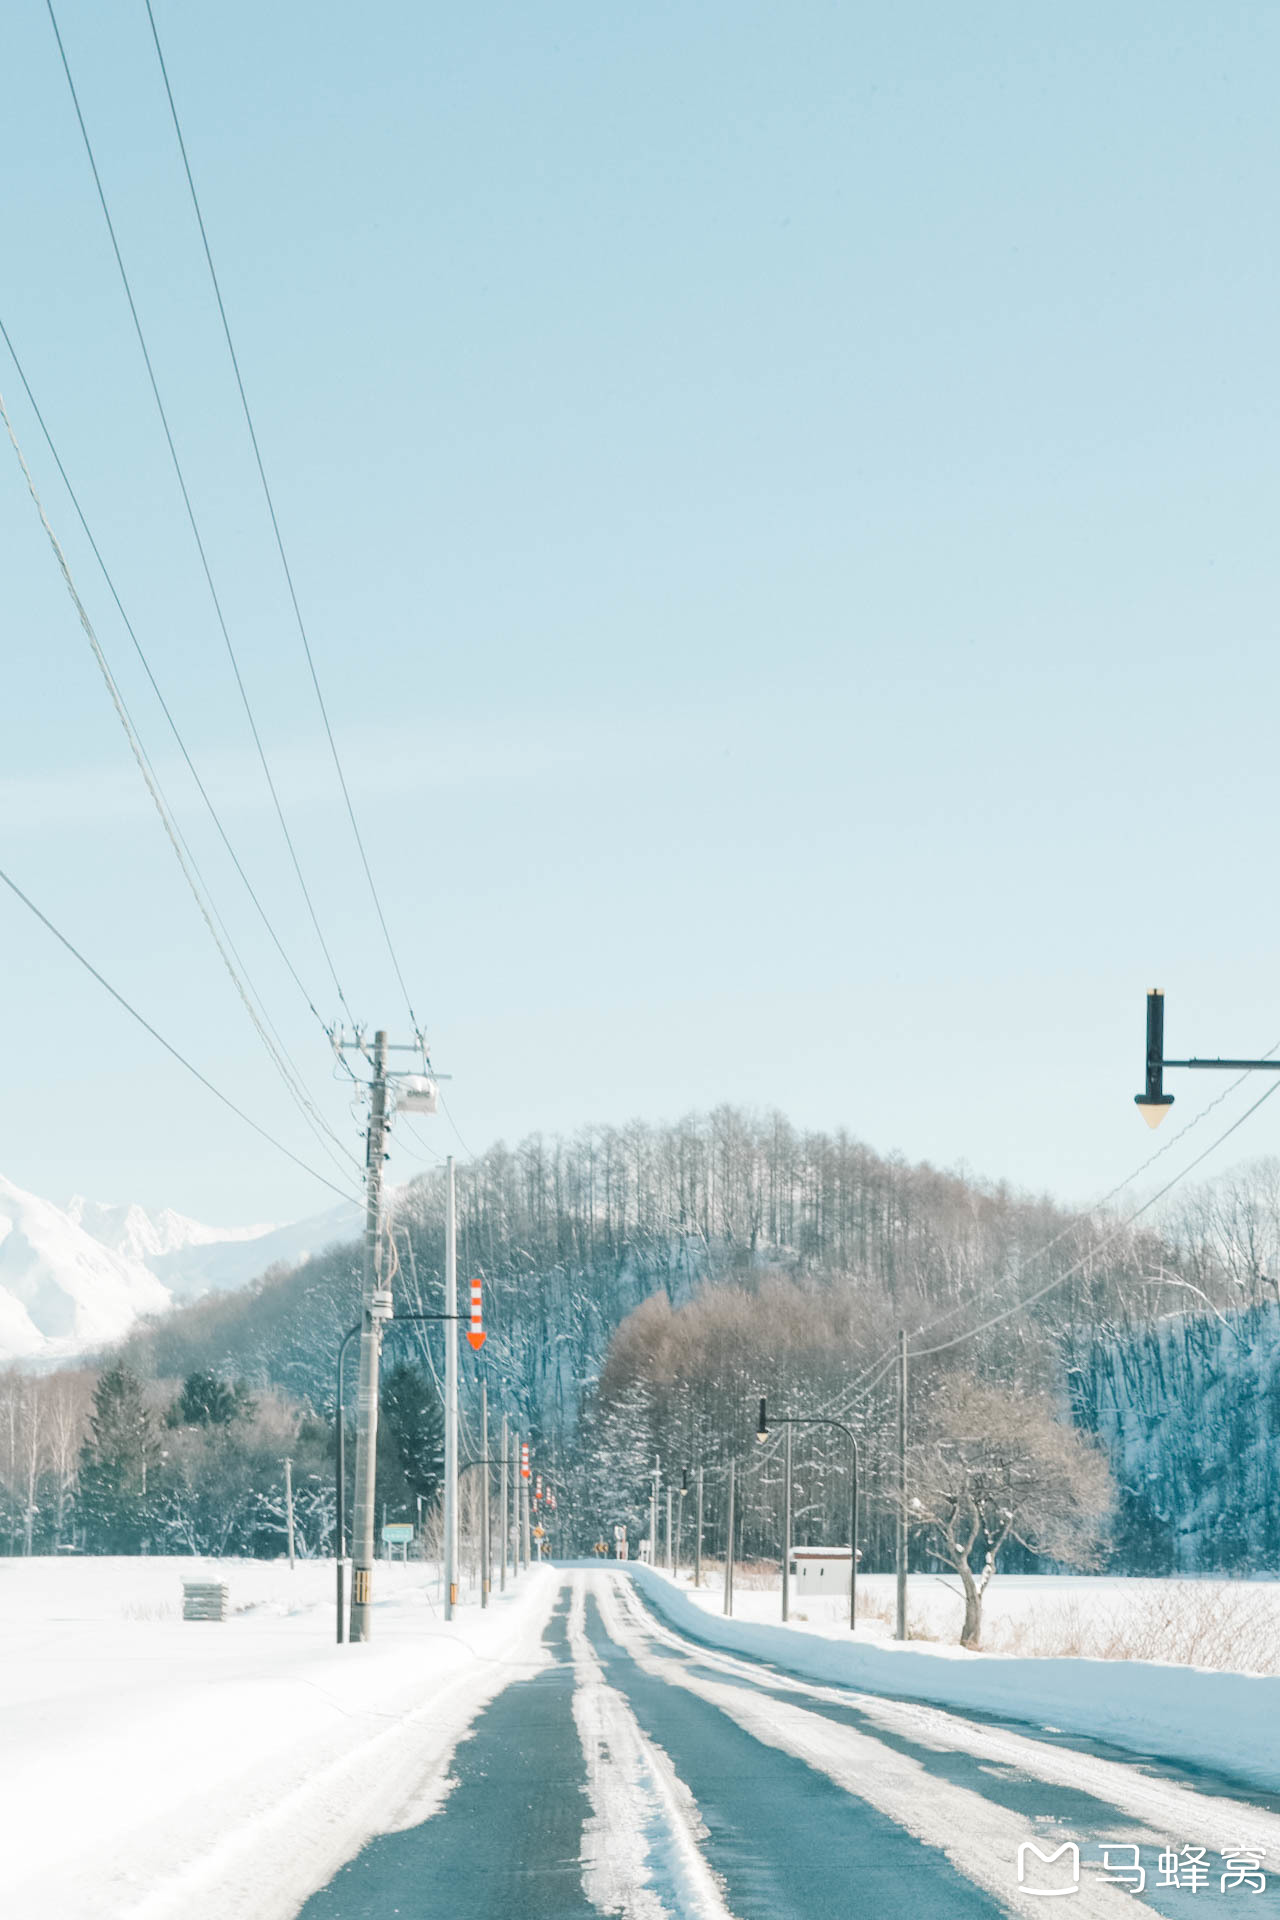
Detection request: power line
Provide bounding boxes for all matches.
[0,862,361,1204]
[142,0,421,1035]
[909,1076,1280,1359]
[0,381,360,1184]
[44,0,357,1027]
[865,1055,1280,1366]
[0,314,330,1041]
[897,1057,1280,1361]
[438,1089,479,1162]
[790,1062,1280,1430]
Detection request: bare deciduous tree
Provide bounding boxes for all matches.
[906,1373,1113,1648]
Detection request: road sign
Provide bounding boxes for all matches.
[533,1525,545,1540]
[382,1522,414,1544]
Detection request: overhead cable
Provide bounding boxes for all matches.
[908,1076,1280,1359]
[787,1059,1280,1430]
[0,863,361,1204]
[0,383,359,1183]
[143,0,421,1034]
[44,0,357,1026]
[0,314,330,1040]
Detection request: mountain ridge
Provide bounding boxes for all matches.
[0,1181,360,1365]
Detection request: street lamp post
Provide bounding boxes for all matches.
[499,1416,509,1592]
[782,1423,792,1622]
[694,1466,704,1587]
[480,1380,490,1608]
[723,1459,736,1617]
[1135,987,1280,1126]
[675,1470,687,1582]
[756,1396,860,1632]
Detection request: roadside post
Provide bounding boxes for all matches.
[499,1415,509,1591]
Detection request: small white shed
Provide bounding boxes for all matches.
[788,1547,853,1596]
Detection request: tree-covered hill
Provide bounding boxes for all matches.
[106,1107,1163,1457]
[17,1116,1280,1571]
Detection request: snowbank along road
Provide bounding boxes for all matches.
[299,1568,1280,1919]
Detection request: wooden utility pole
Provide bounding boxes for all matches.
[332,1026,441,1643]
[349,1031,389,1643]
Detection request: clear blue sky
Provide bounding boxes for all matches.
[2,1,1278,1226]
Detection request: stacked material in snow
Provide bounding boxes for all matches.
[181,1581,229,1622]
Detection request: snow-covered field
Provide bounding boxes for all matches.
[683,1567,1280,1671]
[0,1554,555,1920]
[635,1566,1280,1789]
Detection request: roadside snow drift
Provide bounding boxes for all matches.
[0,1556,555,1920]
[629,1566,1280,1792]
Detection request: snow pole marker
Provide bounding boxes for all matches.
[466,1276,486,1351]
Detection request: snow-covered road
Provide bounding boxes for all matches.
[298,1569,1280,1919]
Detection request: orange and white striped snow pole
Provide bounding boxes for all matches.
[466,1276,486,1351]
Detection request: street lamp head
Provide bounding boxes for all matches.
[755,1396,768,1443]
[1136,988,1174,1126]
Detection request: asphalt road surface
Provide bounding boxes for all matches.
[298,1570,1280,1919]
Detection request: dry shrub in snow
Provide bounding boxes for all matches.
[980,1582,1280,1674]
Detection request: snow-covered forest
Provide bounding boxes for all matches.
[5,1111,1280,1573]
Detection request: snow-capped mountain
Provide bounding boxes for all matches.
[0,1184,363,1364]
[142,1201,361,1300]
[0,1177,172,1362]
[65,1197,275,1266]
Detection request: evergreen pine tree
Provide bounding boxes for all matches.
[379,1363,444,1513]
[577,1379,656,1549]
[167,1370,252,1428]
[77,1365,162,1553]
